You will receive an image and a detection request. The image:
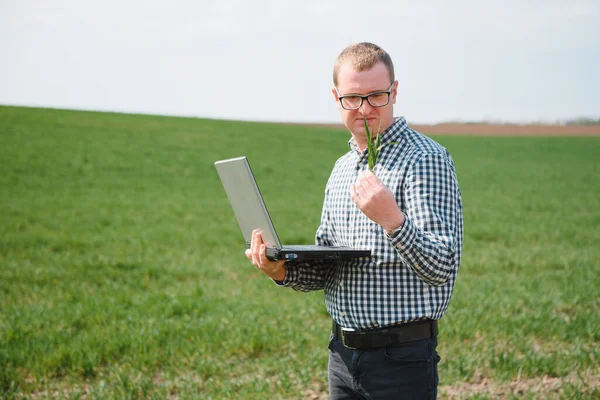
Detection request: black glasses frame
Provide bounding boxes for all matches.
[336,82,396,110]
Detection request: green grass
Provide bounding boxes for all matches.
[1,105,599,399]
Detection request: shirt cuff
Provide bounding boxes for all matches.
[388,215,417,253]
[273,262,299,287]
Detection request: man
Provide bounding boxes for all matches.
[246,42,463,399]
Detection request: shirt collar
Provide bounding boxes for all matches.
[348,117,409,154]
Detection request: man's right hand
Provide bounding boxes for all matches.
[245,229,287,281]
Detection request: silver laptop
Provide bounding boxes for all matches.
[214,156,371,262]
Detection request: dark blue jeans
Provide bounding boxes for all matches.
[328,335,440,400]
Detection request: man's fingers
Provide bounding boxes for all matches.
[350,183,362,203]
[354,173,373,196]
[251,229,262,266]
[356,171,387,201]
[364,170,380,186]
[250,230,256,264]
[354,176,372,199]
[360,170,380,190]
[247,230,287,281]
[259,244,268,265]
[259,244,275,268]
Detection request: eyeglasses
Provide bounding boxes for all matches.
[336,82,395,110]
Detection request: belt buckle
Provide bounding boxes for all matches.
[341,328,363,349]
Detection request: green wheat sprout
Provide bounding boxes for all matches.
[364,116,398,171]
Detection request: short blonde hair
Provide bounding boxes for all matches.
[333,42,395,87]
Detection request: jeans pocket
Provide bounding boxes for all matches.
[328,333,336,352]
[383,340,431,366]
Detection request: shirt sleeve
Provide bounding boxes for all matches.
[389,151,463,286]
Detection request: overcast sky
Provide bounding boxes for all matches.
[1,0,599,124]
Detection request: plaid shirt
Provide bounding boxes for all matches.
[281,117,463,330]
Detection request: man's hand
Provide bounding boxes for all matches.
[245,229,287,281]
[351,170,405,234]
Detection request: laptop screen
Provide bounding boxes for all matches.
[214,157,282,249]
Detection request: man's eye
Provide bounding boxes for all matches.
[343,97,361,105]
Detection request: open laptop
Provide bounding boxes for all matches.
[214,156,371,262]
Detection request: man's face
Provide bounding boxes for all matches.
[332,62,397,146]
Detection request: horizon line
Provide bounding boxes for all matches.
[1,102,599,127]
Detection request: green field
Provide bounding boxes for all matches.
[1,105,599,399]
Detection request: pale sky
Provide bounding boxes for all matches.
[1,0,599,124]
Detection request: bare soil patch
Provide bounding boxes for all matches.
[412,123,600,136]
[303,370,600,400]
[301,122,600,136]
[440,370,600,399]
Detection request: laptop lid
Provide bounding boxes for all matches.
[215,156,371,262]
[214,156,282,249]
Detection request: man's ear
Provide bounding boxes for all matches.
[332,87,341,109]
[391,81,398,105]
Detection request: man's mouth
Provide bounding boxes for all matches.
[359,118,379,127]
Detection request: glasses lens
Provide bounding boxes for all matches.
[367,93,390,107]
[340,96,362,110]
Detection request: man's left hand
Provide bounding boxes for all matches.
[351,170,405,234]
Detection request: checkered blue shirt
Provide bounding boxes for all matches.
[281,117,463,330]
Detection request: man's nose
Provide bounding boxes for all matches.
[359,100,373,116]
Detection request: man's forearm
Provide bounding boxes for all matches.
[390,216,457,286]
[270,265,286,282]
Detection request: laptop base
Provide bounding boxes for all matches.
[266,246,371,262]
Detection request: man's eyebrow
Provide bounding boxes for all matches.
[341,89,388,97]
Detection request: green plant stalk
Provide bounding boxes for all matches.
[364,117,397,171]
[364,117,379,171]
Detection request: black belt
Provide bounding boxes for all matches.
[333,320,438,350]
